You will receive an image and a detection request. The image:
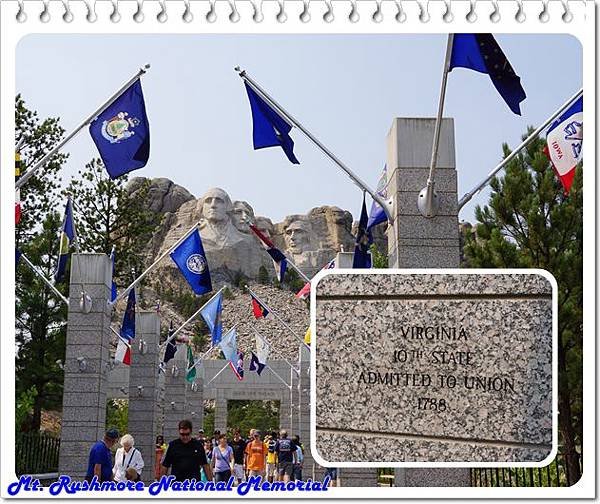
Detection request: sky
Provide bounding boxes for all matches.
[16,33,582,224]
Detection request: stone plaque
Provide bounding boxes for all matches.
[312,272,555,464]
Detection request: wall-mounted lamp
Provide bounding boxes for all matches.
[55,359,64,370]
[137,385,144,397]
[170,401,176,410]
[139,339,147,355]
[171,365,179,378]
[119,386,128,396]
[77,356,87,372]
[191,381,198,392]
[191,411,196,418]
[79,291,93,314]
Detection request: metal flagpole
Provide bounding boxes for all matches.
[205,361,232,387]
[159,286,226,348]
[290,364,294,434]
[16,64,151,190]
[189,324,239,370]
[266,365,292,388]
[286,259,310,283]
[111,219,202,305]
[251,326,300,375]
[458,87,584,210]
[418,34,454,218]
[244,285,308,349]
[236,67,394,224]
[19,253,69,306]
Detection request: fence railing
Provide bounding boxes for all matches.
[15,432,60,476]
[470,452,582,487]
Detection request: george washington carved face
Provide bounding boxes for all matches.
[201,188,232,224]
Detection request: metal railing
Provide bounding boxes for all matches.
[15,432,60,476]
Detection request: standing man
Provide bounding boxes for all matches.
[275,429,296,483]
[292,435,303,481]
[161,420,213,482]
[244,431,266,479]
[265,433,278,483]
[230,429,247,485]
[85,428,120,482]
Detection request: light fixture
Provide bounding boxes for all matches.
[170,401,176,410]
[191,381,198,392]
[77,356,87,372]
[171,365,179,377]
[137,385,144,397]
[139,339,147,355]
[79,291,93,314]
[119,387,128,396]
[191,411,196,418]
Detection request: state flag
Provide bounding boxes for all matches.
[450,34,526,115]
[15,151,22,225]
[109,246,117,302]
[250,293,269,319]
[162,320,177,369]
[89,79,150,179]
[232,351,244,381]
[544,95,583,194]
[115,336,131,366]
[120,288,136,341]
[54,197,77,283]
[170,229,213,295]
[250,224,287,283]
[352,194,373,269]
[185,345,196,383]
[244,82,300,164]
[367,165,388,231]
[200,291,223,345]
[249,352,265,376]
[295,258,336,300]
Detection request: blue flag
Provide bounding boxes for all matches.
[352,194,373,269]
[218,328,238,363]
[120,288,136,341]
[89,79,150,179]
[163,320,177,365]
[249,352,266,376]
[367,165,388,231]
[200,291,223,346]
[16,249,22,265]
[109,246,117,302]
[450,34,526,115]
[55,197,77,282]
[170,230,213,295]
[244,82,299,164]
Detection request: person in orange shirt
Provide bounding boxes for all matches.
[244,431,266,478]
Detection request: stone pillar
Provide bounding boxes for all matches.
[298,346,313,479]
[386,118,467,487]
[214,391,228,434]
[184,379,204,433]
[162,345,187,440]
[386,118,460,268]
[58,254,112,479]
[127,312,160,484]
[339,468,379,487]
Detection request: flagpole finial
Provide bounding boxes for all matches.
[143,63,151,71]
[234,66,246,77]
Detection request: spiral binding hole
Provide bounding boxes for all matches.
[372,1,383,23]
[206,0,217,22]
[276,0,287,22]
[253,0,264,22]
[110,0,121,22]
[133,0,144,22]
[465,0,477,22]
[157,0,168,22]
[40,1,51,22]
[442,0,453,23]
[349,0,359,23]
[299,1,311,22]
[538,0,549,22]
[182,0,193,22]
[489,0,500,22]
[417,0,430,22]
[229,0,240,22]
[394,0,407,22]
[323,0,334,22]
[62,0,74,22]
[561,0,573,23]
[16,0,27,22]
[85,1,97,22]
[515,0,526,22]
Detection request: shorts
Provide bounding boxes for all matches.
[214,469,231,483]
[278,462,294,477]
[248,469,264,478]
[266,463,277,478]
[233,464,245,481]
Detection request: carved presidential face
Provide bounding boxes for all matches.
[285,220,311,254]
[232,201,254,233]
[202,188,231,223]
[254,217,274,238]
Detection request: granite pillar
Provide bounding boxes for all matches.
[58,254,112,479]
[298,346,313,480]
[386,118,464,486]
[214,391,228,434]
[185,379,204,433]
[162,345,187,440]
[127,312,160,483]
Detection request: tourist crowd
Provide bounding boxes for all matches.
[85,420,322,485]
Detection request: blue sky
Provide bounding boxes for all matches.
[16,34,582,223]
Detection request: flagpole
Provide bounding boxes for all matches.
[245,285,308,349]
[205,361,232,387]
[15,64,151,190]
[418,34,454,219]
[458,87,584,210]
[159,286,226,348]
[235,67,394,224]
[19,253,69,306]
[189,324,239,370]
[110,219,202,306]
[283,255,310,283]
[251,326,300,375]
[267,365,292,388]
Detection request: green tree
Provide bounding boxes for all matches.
[106,399,129,435]
[370,243,388,268]
[463,130,582,484]
[16,212,67,432]
[226,400,280,436]
[65,158,160,286]
[257,265,270,285]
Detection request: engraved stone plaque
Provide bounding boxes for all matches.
[312,271,555,464]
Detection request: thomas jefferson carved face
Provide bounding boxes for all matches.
[285,220,311,254]
[201,188,232,224]
[232,201,254,233]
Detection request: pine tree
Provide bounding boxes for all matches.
[66,158,160,288]
[463,130,582,484]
